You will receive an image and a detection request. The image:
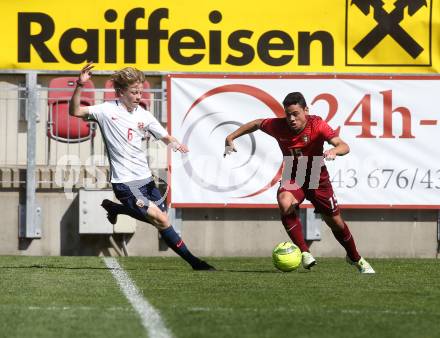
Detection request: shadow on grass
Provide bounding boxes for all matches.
[212,269,313,274]
[0,265,134,271]
[134,267,278,273]
[144,267,315,273]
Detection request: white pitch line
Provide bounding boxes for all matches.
[103,257,173,338]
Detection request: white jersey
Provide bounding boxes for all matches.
[88,101,168,183]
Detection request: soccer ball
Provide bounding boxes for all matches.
[272,241,302,272]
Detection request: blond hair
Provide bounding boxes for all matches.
[110,67,145,94]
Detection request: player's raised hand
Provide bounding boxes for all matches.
[78,62,94,84]
[323,149,337,161]
[223,138,237,157]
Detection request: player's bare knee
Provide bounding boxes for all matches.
[279,198,299,215]
[146,204,169,230]
[280,203,298,216]
[277,193,298,215]
[149,211,167,228]
[280,206,290,216]
[157,214,170,230]
[155,222,168,231]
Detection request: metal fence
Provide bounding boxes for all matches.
[0,84,167,188]
[0,76,167,238]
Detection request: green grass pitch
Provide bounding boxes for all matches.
[0,256,439,338]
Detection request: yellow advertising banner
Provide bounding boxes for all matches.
[2,0,438,73]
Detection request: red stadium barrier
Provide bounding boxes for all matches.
[47,77,95,142]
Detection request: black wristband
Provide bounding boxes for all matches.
[76,80,84,87]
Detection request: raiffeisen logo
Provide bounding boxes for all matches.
[346,0,432,66]
[17,8,335,67]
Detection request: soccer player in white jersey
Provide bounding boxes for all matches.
[69,62,215,270]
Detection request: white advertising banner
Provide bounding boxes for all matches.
[168,75,440,208]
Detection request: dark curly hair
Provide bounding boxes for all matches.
[282,92,307,108]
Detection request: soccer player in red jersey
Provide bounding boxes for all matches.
[224,92,374,273]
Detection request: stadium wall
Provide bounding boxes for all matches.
[0,191,437,257]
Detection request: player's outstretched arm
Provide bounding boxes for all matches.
[161,135,189,153]
[69,62,94,119]
[324,136,350,160]
[224,119,263,157]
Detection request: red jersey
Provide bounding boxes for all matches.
[260,115,337,188]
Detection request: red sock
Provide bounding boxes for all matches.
[281,213,309,252]
[332,222,361,262]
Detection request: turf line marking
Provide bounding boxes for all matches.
[103,257,173,338]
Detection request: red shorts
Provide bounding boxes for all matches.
[278,179,340,216]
